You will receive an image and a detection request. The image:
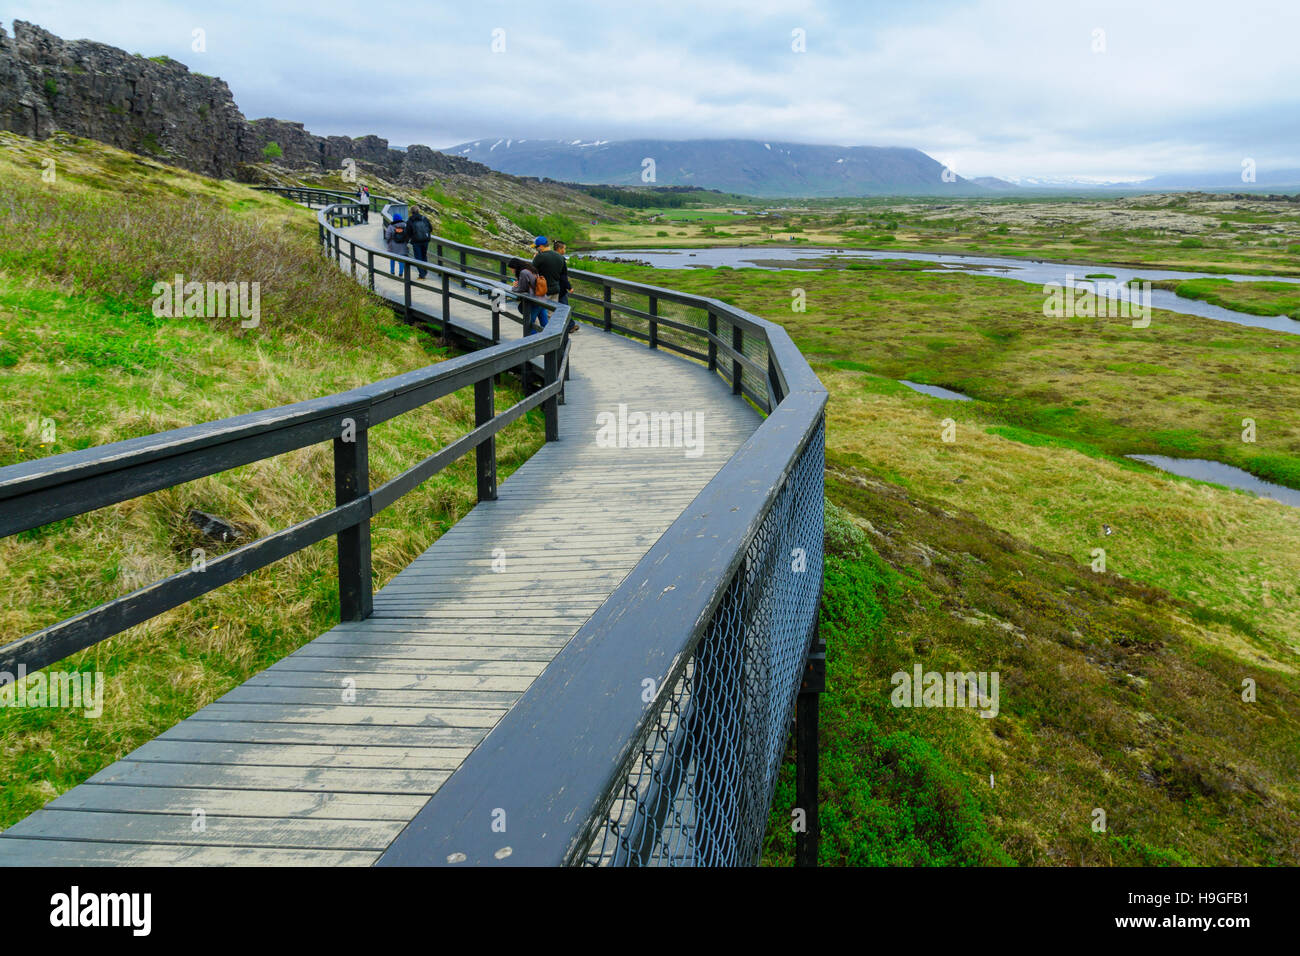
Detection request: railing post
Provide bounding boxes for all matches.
[543,345,560,442]
[708,311,718,371]
[648,295,658,350]
[368,250,375,291]
[491,293,501,344]
[318,221,325,249]
[474,378,497,502]
[333,419,372,621]
[603,284,612,332]
[558,332,568,405]
[732,325,744,396]
[767,352,784,412]
[795,623,826,868]
[403,264,412,321]
[459,250,467,288]
[441,271,451,329]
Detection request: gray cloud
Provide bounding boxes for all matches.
[6,0,1298,180]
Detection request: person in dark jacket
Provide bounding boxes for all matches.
[554,240,579,334]
[531,236,564,328]
[407,205,433,279]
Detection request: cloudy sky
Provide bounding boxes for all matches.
[6,0,1299,181]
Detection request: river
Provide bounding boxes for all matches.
[591,246,1300,334]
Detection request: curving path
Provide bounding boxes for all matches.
[0,223,761,864]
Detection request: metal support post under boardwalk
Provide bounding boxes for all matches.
[796,621,826,867]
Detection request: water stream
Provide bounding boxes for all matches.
[590,246,1300,334]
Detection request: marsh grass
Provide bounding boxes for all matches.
[763,478,1300,865]
[1149,277,1300,318]
[588,194,1300,276]
[567,258,1300,864]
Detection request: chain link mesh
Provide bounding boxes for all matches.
[585,417,825,866]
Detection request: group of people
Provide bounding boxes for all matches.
[382,205,435,279]
[509,236,577,336]
[363,183,575,335]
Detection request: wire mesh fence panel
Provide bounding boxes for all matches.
[585,418,825,866]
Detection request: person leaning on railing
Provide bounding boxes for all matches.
[508,257,545,335]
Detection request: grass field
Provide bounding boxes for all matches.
[4,129,1298,864]
[0,133,545,826]
[1146,277,1300,317]
[589,193,1300,276]
[570,256,1300,865]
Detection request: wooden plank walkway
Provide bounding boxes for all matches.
[0,224,760,865]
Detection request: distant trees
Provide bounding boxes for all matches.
[580,185,705,209]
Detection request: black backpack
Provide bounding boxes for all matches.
[411,217,432,242]
[391,220,409,242]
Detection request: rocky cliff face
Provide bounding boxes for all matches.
[0,21,252,177]
[0,20,490,182]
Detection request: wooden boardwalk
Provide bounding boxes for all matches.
[0,224,760,865]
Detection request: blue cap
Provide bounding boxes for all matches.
[534,235,548,246]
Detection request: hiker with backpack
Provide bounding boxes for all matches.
[385,213,410,277]
[531,236,565,329]
[509,257,546,335]
[407,205,434,279]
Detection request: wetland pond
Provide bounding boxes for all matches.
[1127,455,1300,507]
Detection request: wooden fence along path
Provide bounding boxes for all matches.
[0,189,826,866]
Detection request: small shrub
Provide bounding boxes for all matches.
[262,141,283,160]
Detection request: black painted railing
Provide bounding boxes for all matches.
[0,212,570,674]
[2,182,828,867]
[290,188,833,867]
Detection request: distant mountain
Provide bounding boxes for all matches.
[970,176,1018,191]
[1132,168,1300,190]
[443,138,991,197]
[1005,170,1300,192]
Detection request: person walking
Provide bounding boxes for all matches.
[509,257,544,334]
[358,185,371,224]
[407,205,433,279]
[385,212,410,277]
[553,239,579,334]
[531,235,565,329]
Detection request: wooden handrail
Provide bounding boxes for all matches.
[0,206,571,670]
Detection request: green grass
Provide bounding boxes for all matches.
[764,474,1300,865]
[572,255,1300,864]
[504,206,588,244]
[1153,277,1300,317]
[0,132,546,827]
[587,193,1300,276]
